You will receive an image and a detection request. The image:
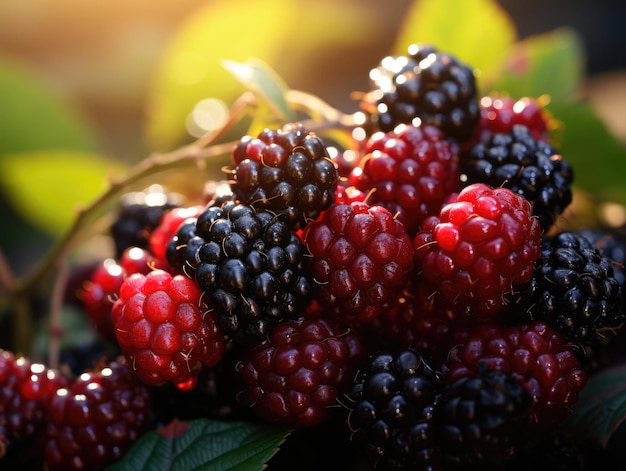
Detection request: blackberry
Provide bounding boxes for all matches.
[172,200,313,345]
[361,43,479,142]
[349,123,462,237]
[436,366,532,470]
[303,200,414,325]
[237,316,366,427]
[413,183,542,321]
[44,357,152,471]
[505,230,624,351]
[580,225,626,296]
[461,124,573,231]
[227,123,339,230]
[346,348,444,470]
[443,321,587,432]
[111,184,183,258]
[0,350,68,457]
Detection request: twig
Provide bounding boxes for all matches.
[0,247,15,292]
[47,261,69,369]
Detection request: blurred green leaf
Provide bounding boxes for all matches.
[108,418,289,471]
[560,364,626,448]
[223,58,293,122]
[487,27,585,103]
[550,101,626,206]
[0,150,127,236]
[393,0,517,80]
[0,56,100,157]
[144,0,377,151]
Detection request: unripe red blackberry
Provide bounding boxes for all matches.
[346,348,444,470]
[471,95,551,145]
[443,321,587,432]
[44,357,152,471]
[361,43,479,142]
[303,200,414,324]
[413,182,542,321]
[236,316,366,427]
[0,350,68,457]
[111,269,225,390]
[227,123,339,230]
[349,123,461,237]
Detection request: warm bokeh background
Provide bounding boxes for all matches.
[1,0,625,161]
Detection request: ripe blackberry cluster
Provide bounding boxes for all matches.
[4,41,626,471]
[360,43,480,142]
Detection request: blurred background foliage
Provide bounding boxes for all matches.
[0,0,625,278]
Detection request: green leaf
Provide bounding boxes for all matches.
[487,27,585,103]
[0,56,100,156]
[549,101,626,206]
[223,58,293,122]
[107,418,290,471]
[560,364,626,448]
[0,150,127,236]
[144,0,377,151]
[393,0,517,81]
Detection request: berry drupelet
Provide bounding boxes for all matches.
[44,357,152,471]
[0,350,68,458]
[442,321,587,433]
[349,123,462,237]
[110,184,183,259]
[227,122,339,230]
[171,200,313,345]
[112,269,225,390]
[346,348,444,470]
[236,316,366,427]
[461,124,574,231]
[361,43,479,143]
[413,182,542,321]
[505,230,624,353]
[303,200,414,325]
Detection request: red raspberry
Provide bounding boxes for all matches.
[111,269,225,390]
[442,321,587,432]
[0,350,67,457]
[303,201,414,324]
[44,357,152,471]
[471,95,552,147]
[413,183,542,321]
[148,205,204,268]
[349,123,461,237]
[236,316,366,427]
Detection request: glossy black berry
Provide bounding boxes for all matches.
[171,200,313,345]
[361,43,479,142]
[506,231,624,350]
[347,349,444,470]
[461,124,574,231]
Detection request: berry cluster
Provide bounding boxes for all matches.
[2,43,625,471]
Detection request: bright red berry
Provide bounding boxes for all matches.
[111,269,225,390]
[413,183,542,321]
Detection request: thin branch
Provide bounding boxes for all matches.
[47,260,69,370]
[0,247,15,293]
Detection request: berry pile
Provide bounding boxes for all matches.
[2,43,625,471]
